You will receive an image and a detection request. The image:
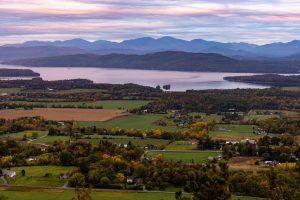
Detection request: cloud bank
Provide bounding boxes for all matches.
[0,0,300,44]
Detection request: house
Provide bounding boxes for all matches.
[60,172,69,179]
[1,170,16,178]
[27,156,37,162]
[126,176,143,185]
[265,160,279,166]
[225,141,239,145]
[0,93,9,97]
[240,139,256,145]
[126,176,135,184]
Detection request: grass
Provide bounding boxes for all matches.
[165,141,197,150]
[145,151,221,163]
[9,166,75,187]
[12,100,151,110]
[202,114,223,123]
[81,135,170,147]
[281,86,300,92]
[0,88,21,94]
[0,190,176,200]
[32,136,70,144]
[31,135,170,148]
[0,190,264,200]
[0,131,48,139]
[78,114,180,132]
[209,124,258,140]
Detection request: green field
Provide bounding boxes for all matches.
[32,136,70,144]
[0,88,21,94]
[209,124,258,140]
[281,86,300,92]
[12,100,151,109]
[82,136,170,147]
[145,151,221,163]
[9,166,75,187]
[0,190,264,200]
[165,141,197,150]
[244,110,279,121]
[1,131,48,139]
[78,114,180,132]
[31,135,170,148]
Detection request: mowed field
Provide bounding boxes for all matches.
[145,151,221,163]
[0,108,126,121]
[9,166,75,187]
[209,124,258,140]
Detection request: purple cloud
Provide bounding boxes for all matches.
[0,0,300,44]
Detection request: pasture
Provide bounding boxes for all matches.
[79,114,180,132]
[209,124,258,140]
[145,151,221,163]
[31,135,170,148]
[0,108,126,121]
[165,141,197,150]
[0,130,48,140]
[9,166,75,187]
[82,135,170,148]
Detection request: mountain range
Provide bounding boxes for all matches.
[2,37,300,61]
[5,51,300,74]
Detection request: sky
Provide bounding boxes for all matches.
[1,0,300,45]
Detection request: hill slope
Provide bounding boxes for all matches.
[4,51,300,73]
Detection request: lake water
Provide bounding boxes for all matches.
[0,64,268,91]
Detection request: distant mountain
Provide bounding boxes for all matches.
[4,51,300,73]
[3,37,300,59]
[0,46,86,61]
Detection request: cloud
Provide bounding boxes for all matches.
[0,0,300,44]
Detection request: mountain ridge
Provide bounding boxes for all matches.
[4,51,300,74]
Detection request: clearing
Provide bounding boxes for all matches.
[145,151,221,163]
[0,108,126,121]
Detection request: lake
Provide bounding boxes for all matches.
[0,64,268,91]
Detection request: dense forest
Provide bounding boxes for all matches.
[133,88,300,114]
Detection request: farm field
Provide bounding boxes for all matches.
[9,166,75,187]
[145,151,221,163]
[209,124,258,140]
[0,190,264,200]
[0,108,126,121]
[12,100,151,109]
[78,114,180,132]
[165,141,197,150]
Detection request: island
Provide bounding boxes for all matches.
[0,68,40,77]
[224,74,300,87]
